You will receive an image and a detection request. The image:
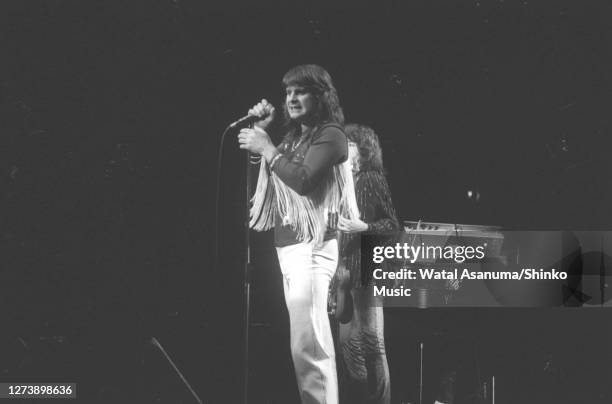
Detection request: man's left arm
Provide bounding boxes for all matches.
[271,127,346,195]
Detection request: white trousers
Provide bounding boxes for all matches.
[276,239,339,404]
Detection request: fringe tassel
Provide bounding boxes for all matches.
[249,159,276,231]
[335,159,360,221]
[271,174,324,244]
[249,158,360,246]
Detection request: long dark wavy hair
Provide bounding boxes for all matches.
[281,64,344,133]
[344,124,385,173]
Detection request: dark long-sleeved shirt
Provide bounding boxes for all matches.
[341,170,399,287]
[272,124,348,247]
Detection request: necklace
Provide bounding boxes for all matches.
[291,136,305,152]
[291,128,313,152]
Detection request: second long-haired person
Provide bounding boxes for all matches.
[237,64,359,404]
[336,124,399,404]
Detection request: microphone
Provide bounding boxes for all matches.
[229,112,270,128]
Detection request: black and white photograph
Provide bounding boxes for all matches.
[1,1,611,403]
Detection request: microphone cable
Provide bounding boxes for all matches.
[214,124,233,275]
[214,123,261,274]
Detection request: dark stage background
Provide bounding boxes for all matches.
[1,1,611,403]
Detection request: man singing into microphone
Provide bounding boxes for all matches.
[237,64,359,404]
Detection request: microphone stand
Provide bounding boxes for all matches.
[217,119,257,404]
[243,139,254,404]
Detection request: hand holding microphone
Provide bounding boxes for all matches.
[248,99,275,130]
[237,99,278,162]
[229,99,276,129]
